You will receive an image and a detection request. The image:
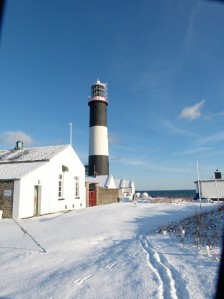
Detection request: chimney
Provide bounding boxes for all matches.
[214,169,222,179]
[15,140,24,150]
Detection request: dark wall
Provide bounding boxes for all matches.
[0,180,14,218]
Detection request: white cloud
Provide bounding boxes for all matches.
[116,157,191,174]
[179,99,205,120]
[196,132,224,146]
[0,131,34,147]
[180,146,212,156]
[110,155,122,161]
[108,133,120,145]
[162,119,196,136]
[204,110,224,120]
[184,2,200,52]
[122,158,145,166]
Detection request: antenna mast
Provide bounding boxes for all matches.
[69,122,72,146]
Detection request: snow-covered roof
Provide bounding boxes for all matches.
[86,175,116,188]
[0,144,70,180]
[0,144,69,164]
[194,179,224,183]
[86,175,135,190]
[0,161,47,180]
[114,178,135,189]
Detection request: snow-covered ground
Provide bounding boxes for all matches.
[0,201,222,299]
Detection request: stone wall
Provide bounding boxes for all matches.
[97,186,119,205]
[0,180,14,218]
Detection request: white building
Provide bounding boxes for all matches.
[0,142,86,218]
[194,170,224,201]
[195,179,224,201]
[114,178,135,197]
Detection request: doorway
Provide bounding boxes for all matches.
[89,190,96,207]
[34,185,41,215]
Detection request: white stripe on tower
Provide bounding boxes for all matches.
[89,126,109,156]
[88,79,109,176]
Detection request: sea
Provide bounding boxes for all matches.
[136,189,195,198]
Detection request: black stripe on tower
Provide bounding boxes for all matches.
[88,155,109,176]
[89,101,107,127]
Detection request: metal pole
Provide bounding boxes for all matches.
[69,122,72,146]
[197,161,201,209]
[215,179,220,203]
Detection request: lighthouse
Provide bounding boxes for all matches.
[88,79,109,176]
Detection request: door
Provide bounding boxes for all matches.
[34,185,40,215]
[89,190,96,207]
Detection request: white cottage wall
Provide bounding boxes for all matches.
[16,162,50,218]
[12,180,20,218]
[200,180,224,199]
[49,146,86,211]
[14,146,86,218]
[107,177,116,189]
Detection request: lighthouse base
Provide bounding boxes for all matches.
[88,155,109,176]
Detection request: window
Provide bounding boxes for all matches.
[58,174,64,199]
[74,176,79,198]
[62,165,69,172]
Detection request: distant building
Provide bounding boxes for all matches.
[0,142,86,218]
[194,169,224,201]
[114,178,135,197]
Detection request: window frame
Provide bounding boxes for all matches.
[58,174,64,200]
[74,176,80,198]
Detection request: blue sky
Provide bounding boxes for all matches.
[1,0,224,190]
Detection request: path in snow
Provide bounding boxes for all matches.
[139,234,190,299]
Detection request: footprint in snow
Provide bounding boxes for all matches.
[132,253,139,257]
[104,263,117,269]
[74,275,93,285]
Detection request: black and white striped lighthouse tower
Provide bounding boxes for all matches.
[88,79,109,176]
